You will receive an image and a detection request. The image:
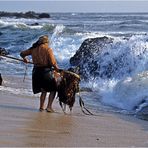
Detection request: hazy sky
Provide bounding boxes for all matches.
[0,1,148,13]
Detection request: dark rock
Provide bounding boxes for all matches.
[0,73,2,85]
[70,36,135,80]
[70,36,114,80]
[24,11,37,18]
[0,47,9,56]
[39,13,50,18]
[70,36,112,66]
[29,22,39,26]
[0,32,3,36]
[0,11,50,19]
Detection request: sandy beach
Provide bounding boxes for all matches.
[1,10,148,147]
[0,88,148,147]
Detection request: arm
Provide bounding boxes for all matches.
[20,48,32,63]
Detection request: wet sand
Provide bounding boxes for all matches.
[0,91,148,147]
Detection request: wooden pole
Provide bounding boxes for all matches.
[0,54,33,64]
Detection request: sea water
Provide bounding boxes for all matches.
[0,13,148,119]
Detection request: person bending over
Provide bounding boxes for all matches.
[20,35,59,112]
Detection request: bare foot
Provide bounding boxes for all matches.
[39,108,44,112]
[46,108,55,113]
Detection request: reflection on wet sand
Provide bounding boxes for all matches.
[24,112,73,147]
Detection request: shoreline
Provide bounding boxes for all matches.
[0,75,148,147]
[0,91,148,147]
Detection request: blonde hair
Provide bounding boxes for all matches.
[38,35,49,44]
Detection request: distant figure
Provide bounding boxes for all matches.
[0,73,2,85]
[20,35,59,112]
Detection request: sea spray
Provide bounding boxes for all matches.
[51,25,65,41]
[111,71,148,110]
[0,13,148,118]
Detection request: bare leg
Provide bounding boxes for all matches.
[46,91,56,112]
[39,91,47,111]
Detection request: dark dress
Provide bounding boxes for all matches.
[32,67,57,94]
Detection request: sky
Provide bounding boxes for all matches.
[0,1,148,13]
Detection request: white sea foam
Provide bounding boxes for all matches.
[0,18,49,29]
[1,13,148,116]
[113,71,148,110]
[0,85,32,96]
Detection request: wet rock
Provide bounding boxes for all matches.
[0,32,3,36]
[70,36,135,80]
[70,36,114,80]
[38,13,50,18]
[29,22,39,26]
[0,47,9,56]
[0,11,50,19]
[70,36,112,66]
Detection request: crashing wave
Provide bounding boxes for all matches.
[113,71,148,111]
